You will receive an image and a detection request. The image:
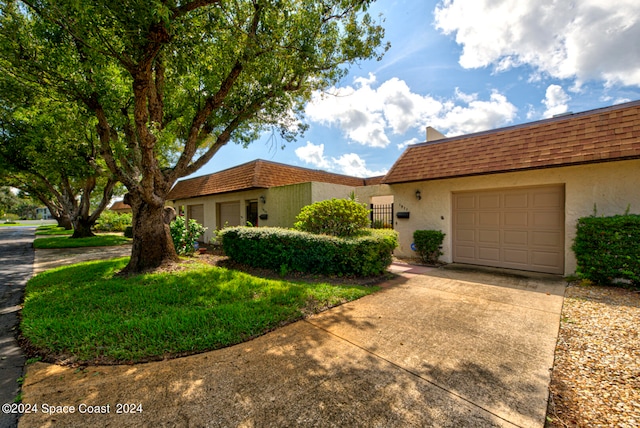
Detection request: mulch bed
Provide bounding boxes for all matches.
[546,283,640,427]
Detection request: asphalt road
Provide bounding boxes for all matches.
[0,227,35,428]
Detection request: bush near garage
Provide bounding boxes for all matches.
[413,230,445,265]
[572,214,640,286]
[94,211,132,232]
[293,198,370,237]
[220,227,398,277]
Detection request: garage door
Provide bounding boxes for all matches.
[453,185,564,274]
[218,202,241,228]
[187,204,204,225]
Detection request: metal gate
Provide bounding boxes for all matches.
[370,203,394,229]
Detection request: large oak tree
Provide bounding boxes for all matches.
[0,0,387,273]
[0,75,116,236]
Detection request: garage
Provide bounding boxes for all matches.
[453,185,565,274]
[187,204,204,225]
[218,201,241,228]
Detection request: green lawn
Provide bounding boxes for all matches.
[35,226,74,235]
[0,223,34,227]
[33,234,131,248]
[21,258,378,363]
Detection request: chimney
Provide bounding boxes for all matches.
[426,126,446,142]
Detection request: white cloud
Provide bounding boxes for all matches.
[305,74,517,145]
[542,85,571,118]
[294,141,330,168]
[332,153,388,177]
[294,142,387,177]
[397,137,421,151]
[429,89,517,136]
[434,0,640,87]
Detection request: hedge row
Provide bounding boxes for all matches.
[572,214,640,285]
[220,227,398,277]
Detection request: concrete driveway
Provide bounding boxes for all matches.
[20,258,564,428]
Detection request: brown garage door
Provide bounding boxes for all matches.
[453,185,565,274]
[218,202,241,228]
[187,204,204,225]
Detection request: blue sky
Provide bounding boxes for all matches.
[191,0,640,179]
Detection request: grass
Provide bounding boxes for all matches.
[33,234,131,249]
[21,258,378,363]
[0,222,35,227]
[35,225,74,235]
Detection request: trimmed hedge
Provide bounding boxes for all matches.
[572,214,640,285]
[220,227,398,277]
[413,230,445,264]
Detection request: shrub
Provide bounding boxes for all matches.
[170,216,207,256]
[413,230,445,264]
[94,211,132,232]
[572,214,640,286]
[220,227,398,277]
[124,226,133,238]
[293,198,370,237]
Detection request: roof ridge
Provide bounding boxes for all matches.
[411,99,640,149]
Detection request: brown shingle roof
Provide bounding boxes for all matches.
[383,100,640,184]
[167,159,367,200]
[109,201,131,211]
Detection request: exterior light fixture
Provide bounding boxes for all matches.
[260,195,266,204]
[415,190,422,200]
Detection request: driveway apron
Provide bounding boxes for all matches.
[0,228,35,428]
[19,261,564,428]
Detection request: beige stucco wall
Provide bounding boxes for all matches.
[389,159,640,275]
[172,189,264,243]
[259,183,312,229]
[170,182,361,242]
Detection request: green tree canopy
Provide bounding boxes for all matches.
[0,72,116,235]
[0,0,388,272]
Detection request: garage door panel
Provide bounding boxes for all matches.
[532,231,562,247]
[478,212,500,226]
[504,193,528,208]
[456,212,476,226]
[479,194,500,209]
[504,212,528,227]
[504,230,528,245]
[478,247,500,262]
[457,229,475,242]
[453,185,564,274]
[478,229,499,244]
[533,191,564,208]
[532,251,563,269]
[503,249,529,264]
[456,246,476,259]
[456,195,476,209]
[533,211,563,227]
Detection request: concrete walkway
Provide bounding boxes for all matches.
[19,255,565,427]
[0,228,35,428]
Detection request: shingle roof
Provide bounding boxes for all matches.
[109,201,131,211]
[167,159,367,200]
[383,100,640,184]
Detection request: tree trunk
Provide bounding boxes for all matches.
[121,193,179,274]
[70,217,96,238]
[56,213,73,230]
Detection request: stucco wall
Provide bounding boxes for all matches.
[170,182,360,241]
[389,159,640,275]
[311,183,357,204]
[260,182,312,228]
[172,189,264,243]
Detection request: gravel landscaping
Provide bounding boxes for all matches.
[546,283,640,427]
